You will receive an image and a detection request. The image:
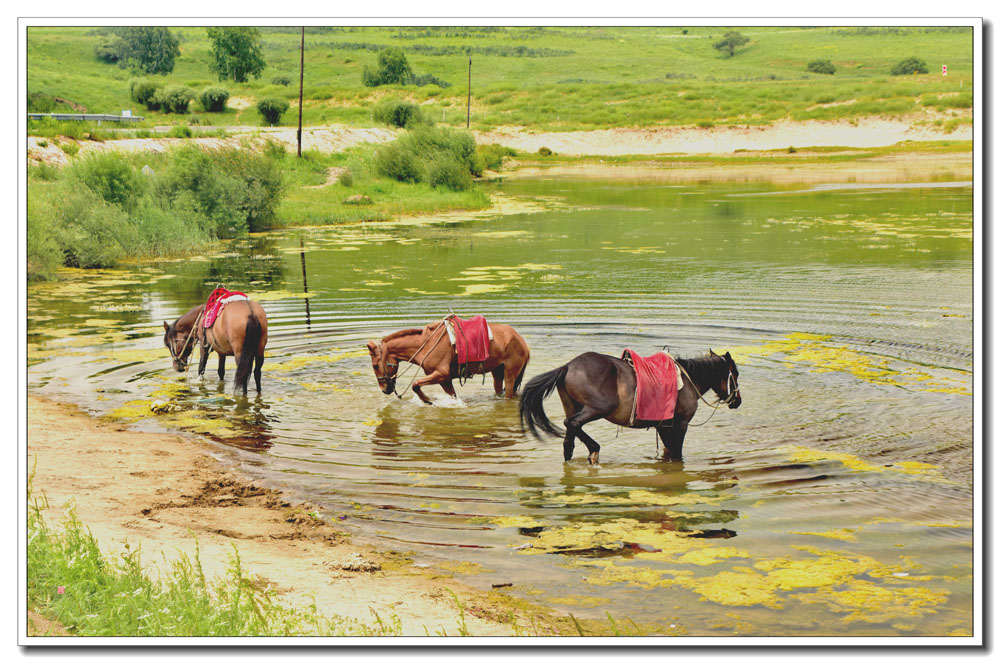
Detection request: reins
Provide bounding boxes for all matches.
[169,307,205,371]
[674,359,739,427]
[385,323,449,398]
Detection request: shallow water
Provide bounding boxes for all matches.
[28,177,974,636]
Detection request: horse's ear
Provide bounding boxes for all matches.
[708,348,716,356]
[724,351,732,361]
[163,321,170,332]
[366,340,378,356]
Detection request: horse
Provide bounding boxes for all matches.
[366,320,530,403]
[519,350,741,464]
[163,299,269,395]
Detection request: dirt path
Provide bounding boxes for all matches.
[26,396,557,637]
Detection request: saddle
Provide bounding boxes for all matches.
[622,349,681,425]
[445,314,492,379]
[203,287,249,328]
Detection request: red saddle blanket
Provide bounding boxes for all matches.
[447,315,490,364]
[203,288,248,328]
[622,349,678,424]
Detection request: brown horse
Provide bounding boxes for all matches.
[163,299,269,394]
[520,350,741,464]
[367,320,530,403]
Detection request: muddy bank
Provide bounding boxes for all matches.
[26,396,561,637]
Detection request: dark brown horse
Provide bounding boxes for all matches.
[367,320,530,403]
[520,350,741,464]
[163,299,269,394]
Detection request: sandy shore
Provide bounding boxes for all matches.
[26,115,971,167]
[26,396,558,638]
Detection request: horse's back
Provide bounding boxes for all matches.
[216,299,268,355]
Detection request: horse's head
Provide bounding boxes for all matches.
[164,320,193,372]
[709,349,741,409]
[367,340,399,395]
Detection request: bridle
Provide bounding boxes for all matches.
[374,343,400,390]
[166,308,204,372]
[373,323,449,398]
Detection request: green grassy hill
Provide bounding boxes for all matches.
[27,25,973,131]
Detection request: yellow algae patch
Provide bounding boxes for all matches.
[543,489,723,508]
[491,515,546,529]
[458,283,509,296]
[518,518,703,558]
[362,418,382,427]
[99,347,168,364]
[545,595,611,609]
[797,581,950,624]
[577,559,685,589]
[677,567,785,609]
[263,349,368,372]
[436,561,489,575]
[783,445,945,480]
[242,290,313,302]
[788,528,858,542]
[677,546,752,566]
[725,332,971,395]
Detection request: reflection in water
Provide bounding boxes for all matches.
[27,179,974,635]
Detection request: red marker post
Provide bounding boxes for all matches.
[942,64,948,76]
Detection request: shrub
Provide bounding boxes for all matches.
[375,144,423,183]
[891,57,929,75]
[94,40,120,63]
[537,146,553,156]
[27,191,63,280]
[60,143,80,157]
[155,86,196,114]
[362,48,413,87]
[69,151,147,211]
[167,125,193,138]
[33,182,134,269]
[373,99,426,128]
[477,143,516,171]
[129,79,161,110]
[257,97,290,125]
[271,75,292,86]
[409,72,451,88]
[337,169,354,187]
[807,59,836,75]
[199,87,230,112]
[427,158,471,191]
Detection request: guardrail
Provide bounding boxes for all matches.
[28,113,145,123]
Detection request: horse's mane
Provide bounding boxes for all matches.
[675,353,723,376]
[381,328,425,343]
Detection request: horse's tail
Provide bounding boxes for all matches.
[512,357,529,396]
[519,365,567,438]
[234,310,262,395]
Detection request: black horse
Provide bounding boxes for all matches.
[520,350,741,464]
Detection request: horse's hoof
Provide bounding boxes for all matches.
[588,453,600,466]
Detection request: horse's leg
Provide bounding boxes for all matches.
[217,353,226,381]
[439,378,457,399]
[491,366,505,397]
[557,385,579,461]
[412,370,447,404]
[564,405,608,466]
[659,421,689,460]
[253,354,264,393]
[197,339,211,377]
[502,360,523,398]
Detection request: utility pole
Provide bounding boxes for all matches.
[466,57,471,129]
[297,26,305,158]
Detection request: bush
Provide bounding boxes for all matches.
[60,143,80,157]
[155,85,196,114]
[94,40,120,63]
[363,47,413,87]
[807,59,836,75]
[271,75,292,86]
[373,99,426,128]
[257,97,290,125]
[891,57,929,75]
[375,144,423,183]
[129,79,161,110]
[427,158,471,191]
[199,87,230,113]
[33,182,134,269]
[537,146,553,156]
[337,169,354,187]
[69,152,147,211]
[27,192,63,280]
[167,125,193,138]
[477,143,517,171]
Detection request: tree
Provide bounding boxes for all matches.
[713,31,750,58]
[206,27,266,83]
[807,59,837,75]
[112,27,180,74]
[362,48,413,87]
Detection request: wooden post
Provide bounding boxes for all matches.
[297,26,305,158]
[466,57,471,129]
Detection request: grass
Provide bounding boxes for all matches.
[27,25,974,133]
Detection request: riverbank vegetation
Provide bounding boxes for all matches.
[27,25,972,132]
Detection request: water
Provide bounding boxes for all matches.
[28,177,974,636]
